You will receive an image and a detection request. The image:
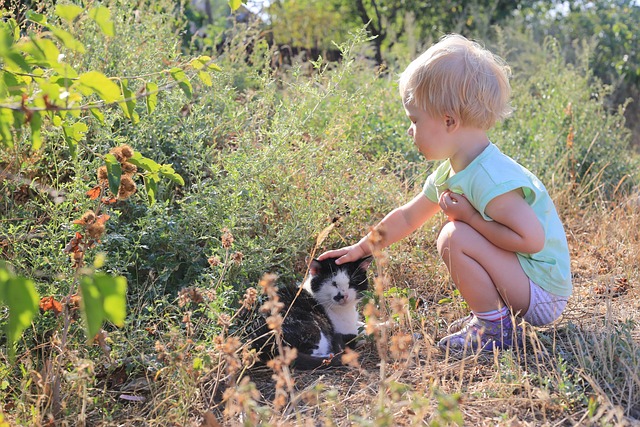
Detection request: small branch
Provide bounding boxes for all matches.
[0,79,180,113]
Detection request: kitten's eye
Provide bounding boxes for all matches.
[332,281,338,287]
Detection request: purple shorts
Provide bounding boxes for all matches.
[522,279,568,327]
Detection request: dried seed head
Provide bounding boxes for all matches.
[109,147,124,163]
[117,175,137,200]
[242,287,258,309]
[207,255,222,268]
[97,166,108,183]
[231,251,243,265]
[266,314,284,331]
[120,145,134,160]
[258,273,279,297]
[341,347,360,368]
[221,228,234,249]
[122,162,137,175]
[390,333,413,360]
[242,347,259,367]
[86,223,106,239]
[75,210,96,226]
[178,287,204,307]
[282,346,298,365]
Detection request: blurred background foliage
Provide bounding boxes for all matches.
[186,0,639,144]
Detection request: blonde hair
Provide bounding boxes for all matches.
[398,34,512,130]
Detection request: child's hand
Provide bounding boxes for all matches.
[318,244,367,265]
[439,190,479,223]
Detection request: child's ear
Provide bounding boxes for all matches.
[445,115,459,131]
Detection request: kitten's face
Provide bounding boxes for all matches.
[307,257,371,308]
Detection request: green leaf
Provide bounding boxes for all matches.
[3,50,31,73]
[0,18,19,49]
[228,0,242,12]
[0,71,21,97]
[79,273,127,341]
[55,4,84,23]
[128,152,161,173]
[104,153,122,196]
[22,37,60,64]
[62,121,87,141]
[207,62,222,72]
[94,274,127,326]
[90,108,105,125]
[169,67,192,99]
[189,57,206,70]
[0,108,15,147]
[29,111,42,150]
[144,173,159,205]
[62,121,87,158]
[25,11,48,26]
[159,164,185,186]
[144,82,158,114]
[118,80,139,124]
[197,70,212,87]
[88,6,115,37]
[78,71,121,104]
[79,276,103,340]
[0,263,39,361]
[51,27,85,53]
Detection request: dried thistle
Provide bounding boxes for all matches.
[258,273,279,298]
[207,255,222,268]
[221,228,234,249]
[260,297,284,315]
[120,144,134,160]
[373,276,388,298]
[109,146,125,163]
[74,210,96,226]
[281,346,298,366]
[242,287,258,309]
[390,333,413,360]
[390,297,409,318]
[72,250,85,269]
[121,162,137,175]
[341,347,360,368]
[86,223,106,239]
[97,166,108,183]
[242,346,259,367]
[178,287,204,307]
[117,175,137,200]
[266,314,284,332]
[231,251,244,265]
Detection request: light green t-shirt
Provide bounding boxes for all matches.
[423,143,572,297]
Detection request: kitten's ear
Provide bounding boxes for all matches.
[357,256,373,271]
[308,258,322,276]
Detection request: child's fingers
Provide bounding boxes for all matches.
[317,248,348,261]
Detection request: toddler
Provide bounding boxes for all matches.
[319,34,572,354]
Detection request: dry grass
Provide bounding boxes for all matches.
[179,193,640,426]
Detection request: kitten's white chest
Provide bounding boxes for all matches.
[326,305,359,335]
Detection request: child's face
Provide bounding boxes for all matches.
[404,103,451,161]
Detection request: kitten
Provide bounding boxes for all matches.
[248,256,372,369]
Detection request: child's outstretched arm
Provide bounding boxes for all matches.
[439,189,545,254]
[319,193,440,264]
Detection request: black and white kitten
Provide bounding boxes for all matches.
[249,256,372,369]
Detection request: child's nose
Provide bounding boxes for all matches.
[407,127,413,137]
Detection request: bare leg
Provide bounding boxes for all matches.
[437,221,531,315]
